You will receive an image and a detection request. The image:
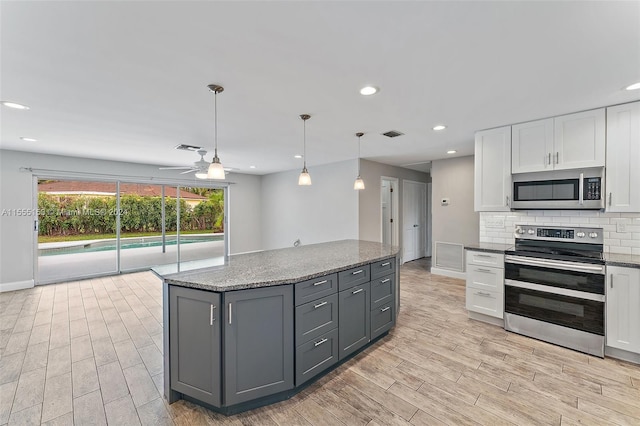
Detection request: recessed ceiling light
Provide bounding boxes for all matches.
[447,150,457,154]
[433,125,447,131]
[20,137,37,142]
[1,101,30,110]
[360,86,379,96]
[249,165,256,169]
[294,154,303,159]
[624,82,640,91]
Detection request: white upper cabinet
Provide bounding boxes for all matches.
[511,108,606,173]
[512,118,554,173]
[606,101,640,212]
[474,126,511,212]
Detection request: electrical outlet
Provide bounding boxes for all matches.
[441,198,450,206]
[617,222,627,233]
[486,218,505,229]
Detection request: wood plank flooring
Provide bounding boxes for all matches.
[0,258,639,425]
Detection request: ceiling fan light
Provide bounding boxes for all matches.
[208,156,226,179]
[354,176,365,190]
[298,167,312,186]
[195,171,209,179]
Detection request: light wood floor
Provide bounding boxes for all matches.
[1,259,639,425]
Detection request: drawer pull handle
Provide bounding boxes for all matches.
[314,301,327,309]
[352,288,364,294]
[476,268,492,273]
[210,304,215,325]
[313,280,328,287]
[352,270,364,275]
[476,292,491,297]
[381,262,390,267]
[381,306,391,312]
[475,254,492,258]
[381,278,391,283]
[314,338,328,347]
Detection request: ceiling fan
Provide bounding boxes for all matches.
[159,149,210,179]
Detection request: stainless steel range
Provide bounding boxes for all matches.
[504,225,605,357]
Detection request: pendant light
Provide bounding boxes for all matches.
[298,114,312,186]
[354,132,365,190]
[207,84,226,180]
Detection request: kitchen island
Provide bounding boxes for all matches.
[156,240,400,415]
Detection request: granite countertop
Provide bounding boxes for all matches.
[464,243,513,254]
[604,253,640,269]
[159,239,400,292]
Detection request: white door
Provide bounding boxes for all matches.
[381,177,398,247]
[403,180,426,262]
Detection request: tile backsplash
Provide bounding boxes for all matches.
[480,211,640,255]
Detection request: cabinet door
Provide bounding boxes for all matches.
[224,285,293,406]
[554,108,605,170]
[606,102,640,212]
[338,283,370,360]
[474,126,512,211]
[606,266,640,354]
[169,286,221,406]
[511,118,554,173]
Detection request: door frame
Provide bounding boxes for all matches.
[380,176,399,248]
[402,179,427,263]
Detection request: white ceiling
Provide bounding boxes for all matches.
[1,1,639,176]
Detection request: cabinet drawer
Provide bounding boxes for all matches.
[466,267,504,293]
[371,301,395,340]
[338,265,370,291]
[295,328,339,386]
[466,287,503,319]
[371,274,395,310]
[295,273,337,306]
[467,251,504,268]
[295,293,339,346]
[371,258,395,280]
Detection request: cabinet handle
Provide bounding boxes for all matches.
[555,152,559,164]
[352,270,364,275]
[314,301,327,309]
[352,288,364,294]
[505,195,510,207]
[476,291,491,297]
[314,338,328,347]
[475,268,492,273]
[476,254,492,258]
[210,304,215,325]
[228,303,232,325]
[609,192,613,206]
[381,278,391,283]
[381,262,390,267]
[313,279,328,286]
[610,274,613,289]
[547,153,551,165]
[381,306,391,312]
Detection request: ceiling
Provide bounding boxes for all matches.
[1,1,639,176]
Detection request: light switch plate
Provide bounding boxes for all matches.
[617,222,627,233]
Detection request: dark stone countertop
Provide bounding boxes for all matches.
[464,243,513,254]
[604,253,640,269]
[157,239,399,292]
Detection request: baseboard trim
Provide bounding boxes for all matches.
[468,311,505,327]
[605,346,640,365]
[0,279,35,292]
[430,267,466,280]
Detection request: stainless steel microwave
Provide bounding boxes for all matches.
[511,168,605,210]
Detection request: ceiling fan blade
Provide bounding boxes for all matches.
[180,169,197,174]
[159,166,193,170]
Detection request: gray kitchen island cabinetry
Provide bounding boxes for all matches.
[159,240,399,415]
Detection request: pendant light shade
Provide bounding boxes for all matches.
[207,84,226,180]
[354,132,365,190]
[298,114,312,186]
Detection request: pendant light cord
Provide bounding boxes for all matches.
[214,91,218,158]
[358,134,361,175]
[303,118,307,168]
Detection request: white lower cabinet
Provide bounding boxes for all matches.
[466,251,504,322]
[606,266,640,355]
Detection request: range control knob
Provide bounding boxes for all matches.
[589,232,598,238]
[527,229,535,235]
[516,227,525,234]
[576,232,586,238]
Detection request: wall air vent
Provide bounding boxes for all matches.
[174,144,202,151]
[381,130,404,138]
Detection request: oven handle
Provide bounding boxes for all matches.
[505,279,605,302]
[505,255,604,274]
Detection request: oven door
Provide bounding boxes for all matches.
[504,281,604,335]
[505,255,605,294]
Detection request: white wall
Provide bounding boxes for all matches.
[0,149,262,289]
[480,211,640,255]
[260,160,359,250]
[431,156,479,249]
